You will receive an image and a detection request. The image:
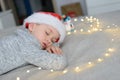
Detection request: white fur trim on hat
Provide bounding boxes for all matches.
[23,12,66,43]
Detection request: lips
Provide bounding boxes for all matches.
[42,42,47,49]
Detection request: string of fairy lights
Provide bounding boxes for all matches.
[16,16,119,80]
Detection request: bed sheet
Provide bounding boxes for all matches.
[0,11,120,80]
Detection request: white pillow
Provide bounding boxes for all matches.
[0,26,21,37]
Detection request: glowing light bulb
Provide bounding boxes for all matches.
[93,28,98,31]
[88,30,91,33]
[115,25,118,27]
[50,69,54,72]
[85,16,88,19]
[105,53,110,57]
[16,77,20,80]
[67,32,71,35]
[26,70,30,73]
[87,62,94,67]
[97,22,100,25]
[90,16,93,19]
[75,67,81,72]
[94,18,96,20]
[108,48,114,52]
[97,24,99,27]
[88,62,92,65]
[97,58,103,62]
[80,29,83,32]
[107,26,110,28]
[81,19,84,21]
[74,18,78,21]
[96,19,99,22]
[63,69,68,74]
[38,67,42,70]
[112,24,115,25]
[90,25,93,27]
[99,29,103,31]
[87,19,90,21]
[111,39,114,42]
[74,30,77,33]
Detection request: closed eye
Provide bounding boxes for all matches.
[45,31,49,35]
[45,29,51,36]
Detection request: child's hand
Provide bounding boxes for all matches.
[46,45,62,54]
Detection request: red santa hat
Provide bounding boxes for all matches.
[23,12,66,43]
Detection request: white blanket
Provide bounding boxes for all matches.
[0,11,120,80]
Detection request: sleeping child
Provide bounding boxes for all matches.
[0,12,67,75]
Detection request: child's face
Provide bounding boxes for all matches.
[28,23,60,49]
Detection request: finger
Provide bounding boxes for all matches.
[46,48,52,53]
[57,48,62,54]
[50,47,56,53]
[54,47,62,54]
[48,47,62,54]
[50,48,54,53]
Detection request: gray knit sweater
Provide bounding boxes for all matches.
[0,27,67,75]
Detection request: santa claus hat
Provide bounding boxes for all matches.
[23,12,66,43]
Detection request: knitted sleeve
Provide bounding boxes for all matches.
[22,43,67,70]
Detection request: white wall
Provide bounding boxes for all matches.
[52,0,87,15]
[86,0,120,15]
[53,0,120,16]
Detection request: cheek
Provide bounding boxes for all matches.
[39,35,45,42]
[34,33,44,42]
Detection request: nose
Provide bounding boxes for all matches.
[46,37,52,46]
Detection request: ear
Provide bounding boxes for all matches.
[28,23,35,32]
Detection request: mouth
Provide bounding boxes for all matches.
[42,42,47,49]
